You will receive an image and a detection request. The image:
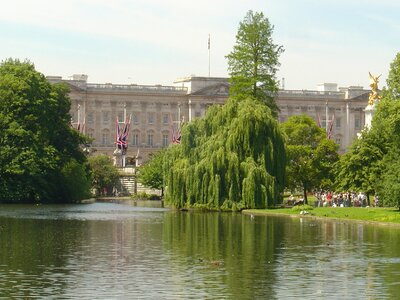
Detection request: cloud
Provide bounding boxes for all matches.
[0,0,396,89]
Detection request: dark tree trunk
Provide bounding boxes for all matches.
[303,184,308,205]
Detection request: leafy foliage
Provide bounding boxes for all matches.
[138,149,166,195]
[226,10,284,117]
[335,132,383,197]
[377,149,400,208]
[163,97,286,210]
[281,115,339,203]
[162,11,286,210]
[335,52,400,207]
[0,59,89,203]
[60,159,92,202]
[385,52,400,99]
[88,155,120,196]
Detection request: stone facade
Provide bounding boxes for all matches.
[47,75,369,163]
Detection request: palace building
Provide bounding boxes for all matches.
[47,75,369,163]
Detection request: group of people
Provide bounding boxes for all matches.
[314,191,379,207]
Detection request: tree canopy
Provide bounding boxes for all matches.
[88,154,120,196]
[281,115,339,203]
[226,10,283,117]
[160,11,286,210]
[385,52,400,100]
[138,149,166,195]
[0,59,89,203]
[163,97,286,210]
[335,52,400,207]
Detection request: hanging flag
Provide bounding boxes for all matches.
[115,116,120,146]
[208,34,210,50]
[327,114,335,139]
[170,113,182,144]
[116,114,131,151]
[172,127,181,144]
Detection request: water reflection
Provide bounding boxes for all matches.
[0,203,399,299]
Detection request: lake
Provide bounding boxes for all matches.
[0,202,399,299]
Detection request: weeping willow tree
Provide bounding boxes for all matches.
[163,10,285,210]
[164,96,285,210]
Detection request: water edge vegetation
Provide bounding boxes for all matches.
[244,206,400,225]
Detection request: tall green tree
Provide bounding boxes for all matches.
[226,10,284,117]
[385,52,400,100]
[164,97,286,210]
[335,52,400,207]
[281,115,339,203]
[163,11,286,210]
[334,132,382,205]
[138,149,166,196]
[377,148,400,208]
[0,59,89,203]
[88,155,120,196]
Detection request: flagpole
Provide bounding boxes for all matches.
[178,103,181,125]
[208,34,210,77]
[123,104,127,168]
[77,104,81,130]
[325,101,329,135]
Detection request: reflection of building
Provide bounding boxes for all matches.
[47,75,369,160]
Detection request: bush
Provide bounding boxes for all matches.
[131,192,161,200]
[291,204,314,212]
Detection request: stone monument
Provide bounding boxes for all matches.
[364,72,381,129]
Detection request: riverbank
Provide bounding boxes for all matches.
[243,207,400,226]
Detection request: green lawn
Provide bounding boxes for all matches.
[245,207,400,224]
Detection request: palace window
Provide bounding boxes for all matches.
[163,113,169,125]
[117,111,124,122]
[101,129,109,145]
[355,118,361,129]
[102,111,109,124]
[147,133,154,146]
[131,132,139,146]
[87,112,94,124]
[162,134,169,147]
[336,117,341,129]
[335,136,342,147]
[132,112,139,124]
[148,113,155,125]
[87,129,94,139]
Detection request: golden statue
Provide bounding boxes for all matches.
[368,72,381,105]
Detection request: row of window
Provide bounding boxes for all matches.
[278,116,361,130]
[77,111,179,125]
[94,132,170,147]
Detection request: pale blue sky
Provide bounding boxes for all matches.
[0,0,398,90]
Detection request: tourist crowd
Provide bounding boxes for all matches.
[313,191,379,207]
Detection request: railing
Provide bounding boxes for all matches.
[278,90,346,98]
[85,83,187,93]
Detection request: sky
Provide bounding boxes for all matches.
[0,0,398,90]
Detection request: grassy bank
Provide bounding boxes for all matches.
[244,207,400,224]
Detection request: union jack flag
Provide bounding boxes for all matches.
[172,128,181,144]
[170,114,183,144]
[116,115,131,150]
[327,114,335,140]
[71,118,85,134]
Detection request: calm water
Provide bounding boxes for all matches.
[0,202,399,299]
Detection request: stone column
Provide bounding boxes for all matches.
[188,98,192,122]
[364,103,376,130]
